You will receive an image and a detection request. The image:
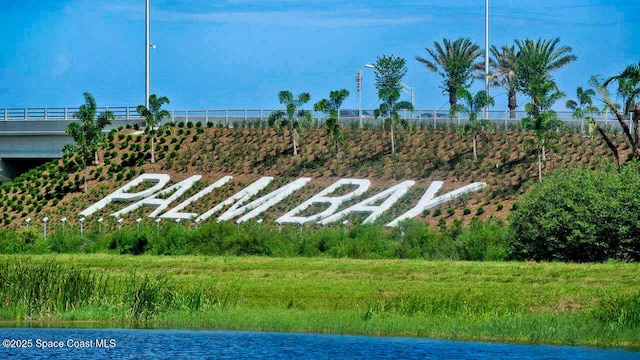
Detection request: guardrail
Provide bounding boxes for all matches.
[0,107,633,133]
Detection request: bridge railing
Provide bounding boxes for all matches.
[0,107,633,133]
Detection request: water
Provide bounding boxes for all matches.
[1,328,638,359]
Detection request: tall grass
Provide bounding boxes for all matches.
[0,260,238,323]
[2,255,640,347]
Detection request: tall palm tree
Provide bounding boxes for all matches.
[137,94,171,164]
[268,91,312,156]
[512,38,577,111]
[313,89,349,155]
[416,37,484,110]
[489,45,519,119]
[63,92,114,192]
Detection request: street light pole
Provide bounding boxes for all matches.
[356,70,363,128]
[145,0,150,109]
[399,81,414,107]
[484,0,490,119]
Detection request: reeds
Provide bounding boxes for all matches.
[0,260,230,323]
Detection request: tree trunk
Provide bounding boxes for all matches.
[448,83,457,111]
[151,134,155,164]
[292,128,299,156]
[538,148,542,182]
[635,103,640,160]
[93,151,99,166]
[508,89,517,119]
[590,118,620,171]
[542,145,546,162]
[473,134,477,160]
[390,126,395,155]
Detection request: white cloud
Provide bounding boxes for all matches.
[52,53,70,79]
[154,10,425,27]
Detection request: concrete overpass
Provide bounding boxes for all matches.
[0,107,143,181]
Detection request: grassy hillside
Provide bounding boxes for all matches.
[0,123,626,230]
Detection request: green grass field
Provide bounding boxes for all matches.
[1,254,640,348]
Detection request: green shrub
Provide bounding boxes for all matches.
[508,164,640,262]
[457,218,508,261]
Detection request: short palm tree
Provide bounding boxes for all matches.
[565,86,599,133]
[521,80,565,182]
[589,61,640,165]
[453,89,495,160]
[268,91,312,156]
[603,60,640,118]
[63,92,114,192]
[137,94,171,164]
[313,89,349,155]
[416,37,484,110]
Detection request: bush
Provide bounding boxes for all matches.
[457,218,508,261]
[508,164,640,262]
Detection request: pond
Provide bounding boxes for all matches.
[1,328,638,359]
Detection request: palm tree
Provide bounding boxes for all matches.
[512,38,577,112]
[588,62,640,166]
[313,89,349,155]
[521,80,565,182]
[63,92,114,192]
[268,91,312,156]
[603,60,640,120]
[369,55,414,155]
[453,89,495,160]
[416,37,484,110]
[565,86,599,133]
[137,94,171,164]
[489,45,519,119]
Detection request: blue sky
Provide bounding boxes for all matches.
[1,0,638,112]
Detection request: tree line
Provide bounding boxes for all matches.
[64,37,638,187]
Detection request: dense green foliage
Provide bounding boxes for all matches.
[0,219,509,261]
[508,164,640,262]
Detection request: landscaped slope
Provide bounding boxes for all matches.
[0,124,626,230]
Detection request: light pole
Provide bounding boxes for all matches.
[356,70,363,127]
[145,0,149,109]
[399,81,414,108]
[484,0,490,119]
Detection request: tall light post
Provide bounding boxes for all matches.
[145,0,150,109]
[484,0,490,119]
[356,70,363,127]
[399,81,414,108]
